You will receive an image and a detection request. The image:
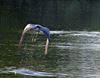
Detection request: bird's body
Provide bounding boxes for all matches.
[19,24,50,55]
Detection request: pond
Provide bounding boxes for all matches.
[0,31,100,78]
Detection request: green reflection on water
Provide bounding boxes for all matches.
[0,31,58,78]
[1,31,100,78]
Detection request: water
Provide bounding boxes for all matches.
[0,31,100,78]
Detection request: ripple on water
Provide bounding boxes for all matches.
[1,31,100,78]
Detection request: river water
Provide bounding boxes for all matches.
[0,31,100,78]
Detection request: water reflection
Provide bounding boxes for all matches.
[0,31,100,78]
[0,67,68,77]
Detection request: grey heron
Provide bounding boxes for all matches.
[19,24,50,55]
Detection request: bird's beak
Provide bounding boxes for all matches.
[19,24,33,48]
[45,38,49,55]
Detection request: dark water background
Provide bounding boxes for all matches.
[1,0,100,78]
[1,0,100,30]
[0,31,100,78]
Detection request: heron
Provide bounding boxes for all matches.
[19,24,50,55]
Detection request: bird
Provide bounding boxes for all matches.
[19,24,50,55]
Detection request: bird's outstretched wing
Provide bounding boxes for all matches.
[19,24,34,47]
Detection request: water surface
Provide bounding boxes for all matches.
[0,31,100,78]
